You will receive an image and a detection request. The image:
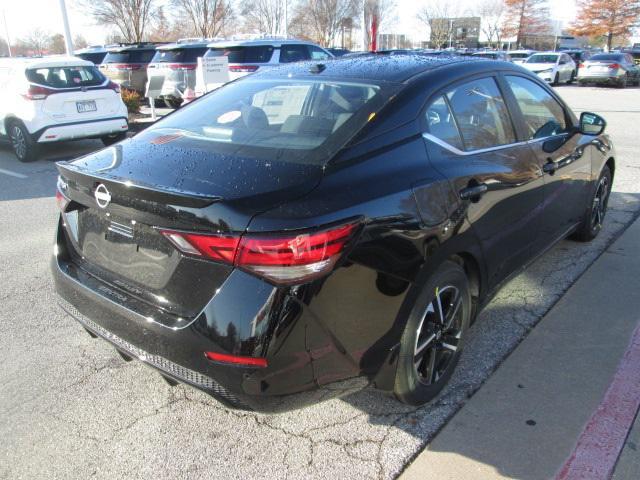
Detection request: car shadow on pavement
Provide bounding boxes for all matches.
[331,191,640,477]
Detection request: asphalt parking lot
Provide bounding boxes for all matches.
[1,85,639,480]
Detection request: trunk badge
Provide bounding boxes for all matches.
[95,184,111,208]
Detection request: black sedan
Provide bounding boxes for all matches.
[53,55,614,412]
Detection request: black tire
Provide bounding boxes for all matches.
[394,261,472,406]
[571,166,612,242]
[568,70,576,84]
[553,73,560,86]
[617,75,628,89]
[578,81,588,87]
[163,98,183,109]
[101,132,127,147]
[8,120,38,162]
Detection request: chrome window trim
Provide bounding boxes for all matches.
[422,132,570,156]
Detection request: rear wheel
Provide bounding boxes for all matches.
[394,261,472,406]
[8,121,38,162]
[572,166,612,242]
[101,132,127,147]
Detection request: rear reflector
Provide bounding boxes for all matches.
[204,351,268,368]
[55,188,69,212]
[229,65,259,72]
[160,221,359,285]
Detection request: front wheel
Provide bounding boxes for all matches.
[394,261,472,406]
[568,70,576,84]
[571,166,612,242]
[552,73,560,86]
[8,121,38,162]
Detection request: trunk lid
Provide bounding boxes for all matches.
[57,130,323,318]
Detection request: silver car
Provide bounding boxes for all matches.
[577,53,640,88]
[203,39,334,83]
[146,41,209,108]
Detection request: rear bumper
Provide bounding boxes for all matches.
[51,220,367,411]
[35,117,128,143]
[578,74,623,84]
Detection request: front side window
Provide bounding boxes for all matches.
[505,76,569,139]
[445,77,516,151]
[279,45,310,63]
[308,46,331,60]
[527,54,559,64]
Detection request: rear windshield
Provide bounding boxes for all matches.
[510,53,531,59]
[205,46,274,63]
[591,54,625,62]
[26,66,106,88]
[148,78,394,165]
[151,47,208,63]
[103,50,156,64]
[527,54,558,63]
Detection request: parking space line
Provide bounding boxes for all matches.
[0,168,27,179]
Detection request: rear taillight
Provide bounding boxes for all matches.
[114,63,142,70]
[168,63,196,70]
[55,181,70,212]
[579,63,585,68]
[21,84,56,100]
[161,221,360,285]
[229,65,259,73]
[608,63,621,69]
[107,80,121,93]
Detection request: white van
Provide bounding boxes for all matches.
[0,56,129,162]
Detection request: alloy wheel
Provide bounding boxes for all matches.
[413,285,464,385]
[591,175,609,230]
[10,125,27,160]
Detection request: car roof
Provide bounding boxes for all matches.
[75,46,107,54]
[207,38,322,48]
[250,53,492,83]
[0,55,94,69]
[157,42,210,50]
[106,43,160,52]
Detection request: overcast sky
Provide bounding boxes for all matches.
[3,0,579,46]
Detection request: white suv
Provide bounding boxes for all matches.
[0,56,129,162]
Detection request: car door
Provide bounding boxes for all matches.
[502,74,592,251]
[422,76,546,286]
[558,54,571,81]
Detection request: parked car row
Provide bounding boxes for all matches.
[76,39,334,108]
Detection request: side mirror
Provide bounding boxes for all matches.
[580,112,606,136]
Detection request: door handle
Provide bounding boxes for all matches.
[459,183,488,200]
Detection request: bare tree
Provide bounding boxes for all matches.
[364,0,397,50]
[241,0,286,36]
[172,0,233,38]
[290,0,360,47]
[475,0,505,48]
[21,28,51,55]
[74,34,89,49]
[49,33,67,54]
[80,0,157,43]
[418,0,460,49]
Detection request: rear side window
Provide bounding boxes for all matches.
[206,46,274,63]
[103,50,155,64]
[505,76,568,139]
[280,45,310,63]
[425,96,463,150]
[445,77,516,151]
[152,48,207,63]
[26,66,106,88]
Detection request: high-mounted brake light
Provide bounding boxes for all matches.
[160,222,360,285]
[204,351,268,368]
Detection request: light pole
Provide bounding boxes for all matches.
[2,10,11,56]
[58,0,74,55]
